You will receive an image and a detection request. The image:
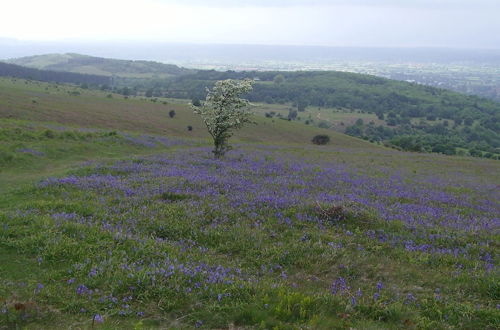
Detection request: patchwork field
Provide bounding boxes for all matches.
[0,78,499,329]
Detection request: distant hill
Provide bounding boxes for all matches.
[6,53,194,78]
[0,61,110,85]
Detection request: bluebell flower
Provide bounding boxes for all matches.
[94,314,104,323]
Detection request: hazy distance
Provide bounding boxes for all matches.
[1,0,499,49]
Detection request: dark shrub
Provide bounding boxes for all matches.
[318,121,330,129]
[484,153,494,159]
[432,144,455,155]
[464,118,474,126]
[44,129,55,139]
[61,131,78,140]
[161,192,191,202]
[312,134,330,145]
[169,110,176,118]
[288,109,298,120]
[469,149,482,157]
[387,118,397,126]
[315,203,348,222]
[297,100,307,112]
[187,126,193,131]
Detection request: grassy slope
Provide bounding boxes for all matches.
[0,76,370,198]
[0,120,179,194]
[252,103,386,132]
[1,78,499,329]
[0,77,367,146]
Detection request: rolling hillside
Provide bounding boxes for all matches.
[0,77,364,146]
[3,54,500,157]
[0,76,499,329]
[166,70,500,157]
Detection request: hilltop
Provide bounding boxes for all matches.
[6,53,193,78]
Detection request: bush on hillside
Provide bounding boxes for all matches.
[312,134,330,145]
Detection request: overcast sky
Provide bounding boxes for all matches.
[2,0,499,48]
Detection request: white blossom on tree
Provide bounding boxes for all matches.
[192,79,254,158]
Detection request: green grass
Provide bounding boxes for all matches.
[1,78,499,329]
[253,103,385,131]
[0,76,373,196]
[0,77,367,147]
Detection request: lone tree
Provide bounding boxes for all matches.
[192,79,254,158]
[191,98,201,107]
[273,74,285,85]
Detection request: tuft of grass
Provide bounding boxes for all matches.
[160,192,192,202]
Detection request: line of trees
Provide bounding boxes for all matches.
[344,119,499,158]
